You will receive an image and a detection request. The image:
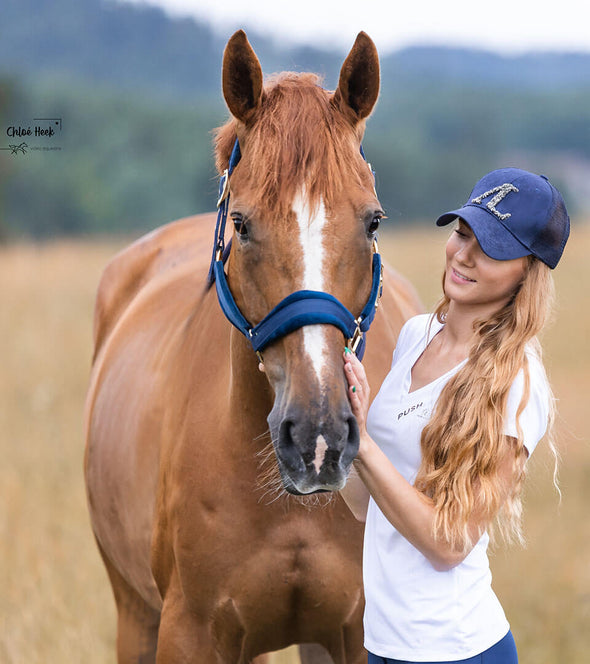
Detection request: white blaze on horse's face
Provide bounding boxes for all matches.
[292,187,328,386]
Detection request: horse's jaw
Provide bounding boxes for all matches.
[267,396,360,495]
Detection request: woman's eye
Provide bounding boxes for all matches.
[232,214,248,237]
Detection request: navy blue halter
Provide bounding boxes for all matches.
[207,138,383,361]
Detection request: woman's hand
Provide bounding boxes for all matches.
[339,347,372,520]
[343,348,371,438]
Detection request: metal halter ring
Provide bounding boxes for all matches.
[347,319,364,355]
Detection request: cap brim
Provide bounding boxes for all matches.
[436,204,531,261]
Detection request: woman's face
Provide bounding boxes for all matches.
[444,219,528,314]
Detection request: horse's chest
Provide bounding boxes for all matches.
[174,504,363,625]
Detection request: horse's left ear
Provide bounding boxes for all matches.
[332,32,380,122]
[222,30,264,125]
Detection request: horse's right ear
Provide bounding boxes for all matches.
[222,30,264,125]
[332,32,380,123]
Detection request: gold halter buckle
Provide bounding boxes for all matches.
[347,318,364,355]
[216,169,230,208]
[373,238,383,310]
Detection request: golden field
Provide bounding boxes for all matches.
[0,224,588,663]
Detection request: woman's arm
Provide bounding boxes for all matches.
[339,465,370,522]
[343,350,527,571]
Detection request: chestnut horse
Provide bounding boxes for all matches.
[85,31,420,664]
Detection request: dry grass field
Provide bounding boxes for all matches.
[0,223,588,663]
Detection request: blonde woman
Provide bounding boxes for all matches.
[342,168,569,664]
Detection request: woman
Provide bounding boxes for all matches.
[342,168,569,663]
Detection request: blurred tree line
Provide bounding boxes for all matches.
[1,0,589,238]
[1,78,222,236]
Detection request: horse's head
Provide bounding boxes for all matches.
[215,30,382,494]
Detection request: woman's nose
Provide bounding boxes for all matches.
[456,238,476,265]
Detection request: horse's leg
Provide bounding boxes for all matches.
[97,540,160,664]
[301,643,365,664]
[156,592,213,662]
[298,643,334,663]
[156,574,249,664]
[298,611,366,664]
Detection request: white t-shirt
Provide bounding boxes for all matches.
[363,314,550,661]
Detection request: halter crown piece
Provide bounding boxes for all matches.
[207,139,383,362]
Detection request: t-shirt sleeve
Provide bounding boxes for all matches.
[504,353,551,456]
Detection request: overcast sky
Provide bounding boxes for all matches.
[123,0,590,54]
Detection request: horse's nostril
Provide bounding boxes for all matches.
[279,419,294,443]
[339,416,360,468]
[278,419,306,473]
[347,416,359,443]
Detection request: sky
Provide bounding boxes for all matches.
[124,0,590,54]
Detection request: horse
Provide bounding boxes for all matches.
[84,30,421,664]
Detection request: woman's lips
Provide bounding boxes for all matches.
[451,268,476,283]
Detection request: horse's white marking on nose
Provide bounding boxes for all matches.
[314,435,328,473]
[292,188,328,384]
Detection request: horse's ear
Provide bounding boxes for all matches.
[222,30,264,125]
[333,32,380,122]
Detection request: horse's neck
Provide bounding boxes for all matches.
[228,329,274,431]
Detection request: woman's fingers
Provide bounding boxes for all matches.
[343,350,369,391]
[343,349,370,425]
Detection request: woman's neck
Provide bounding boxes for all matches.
[437,303,481,355]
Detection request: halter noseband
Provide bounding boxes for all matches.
[207,139,383,362]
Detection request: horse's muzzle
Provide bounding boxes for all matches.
[269,403,360,494]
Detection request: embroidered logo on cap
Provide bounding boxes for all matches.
[471,183,519,221]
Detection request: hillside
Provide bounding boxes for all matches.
[3,0,590,98]
[1,0,589,237]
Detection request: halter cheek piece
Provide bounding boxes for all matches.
[206,139,383,362]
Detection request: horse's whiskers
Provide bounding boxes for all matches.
[253,429,273,443]
[255,435,286,504]
[292,491,336,510]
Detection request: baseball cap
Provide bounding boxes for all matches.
[436,168,570,269]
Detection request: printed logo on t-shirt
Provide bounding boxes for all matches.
[397,402,424,420]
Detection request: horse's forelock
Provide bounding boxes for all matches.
[214,72,367,218]
[213,122,238,175]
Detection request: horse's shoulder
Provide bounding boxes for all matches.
[363,262,422,388]
[92,213,215,358]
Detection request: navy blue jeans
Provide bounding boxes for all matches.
[367,630,518,664]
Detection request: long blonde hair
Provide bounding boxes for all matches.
[414,256,556,550]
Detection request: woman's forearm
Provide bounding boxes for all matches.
[354,432,475,571]
[339,466,370,521]
[344,349,479,569]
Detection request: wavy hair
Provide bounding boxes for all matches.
[414,256,557,551]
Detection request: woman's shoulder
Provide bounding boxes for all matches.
[398,313,439,345]
[505,344,552,455]
[391,314,439,366]
[524,343,548,379]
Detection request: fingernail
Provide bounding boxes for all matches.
[352,386,356,393]
[344,347,351,355]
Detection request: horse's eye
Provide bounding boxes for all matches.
[232,213,248,238]
[368,212,384,236]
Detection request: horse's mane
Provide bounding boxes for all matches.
[214,72,369,216]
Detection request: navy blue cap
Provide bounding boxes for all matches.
[436,168,570,269]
